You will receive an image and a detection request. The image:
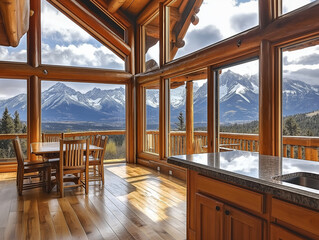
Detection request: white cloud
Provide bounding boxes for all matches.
[282,0,315,14]
[41,0,90,43]
[283,44,319,85]
[173,0,258,59]
[0,79,27,99]
[42,43,124,69]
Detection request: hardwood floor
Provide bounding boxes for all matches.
[0,164,186,240]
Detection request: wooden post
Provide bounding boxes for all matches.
[259,40,281,156]
[28,76,41,161]
[126,79,136,163]
[27,0,41,161]
[159,78,169,159]
[186,81,194,155]
[207,66,218,153]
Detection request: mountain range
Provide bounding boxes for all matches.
[0,70,319,129]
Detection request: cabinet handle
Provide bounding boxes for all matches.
[216,206,220,211]
[225,210,230,215]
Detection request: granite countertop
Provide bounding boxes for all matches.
[167,150,319,210]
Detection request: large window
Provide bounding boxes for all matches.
[41,0,124,70]
[167,0,259,61]
[41,81,126,161]
[0,79,27,161]
[144,83,160,154]
[216,59,259,152]
[281,38,319,161]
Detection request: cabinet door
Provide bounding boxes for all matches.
[224,205,263,240]
[270,224,307,240]
[196,193,223,240]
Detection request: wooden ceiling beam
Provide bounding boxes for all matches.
[0,0,30,47]
[90,0,133,28]
[49,0,131,59]
[108,0,126,13]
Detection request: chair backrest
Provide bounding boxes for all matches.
[60,139,89,169]
[91,135,101,158]
[12,137,24,168]
[97,136,108,161]
[42,133,64,142]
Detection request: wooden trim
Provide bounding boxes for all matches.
[196,174,265,214]
[186,81,193,154]
[28,76,41,161]
[207,66,217,153]
[38,65,131,83]
[49,0,131,59]
[259,0,273,29]
[126,80,136,163]
[137,158,186,181]
[0,62,132,84]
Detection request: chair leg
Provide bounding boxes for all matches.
[85,169,89,195]
[101,163,104,185]
[46,166,51,193]
[18,169,23,196]
[59,169,64,198]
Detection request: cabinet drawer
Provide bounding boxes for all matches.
[272,198,319,236]
[196,174,264,214]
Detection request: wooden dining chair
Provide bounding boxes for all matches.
[58,139,89,197]
[88,135,108,185]
[42,133,64,142]
[13,137,50,195]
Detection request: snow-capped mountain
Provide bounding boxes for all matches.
[0,71,318,127]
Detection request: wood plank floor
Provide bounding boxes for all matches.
[0,164,186,240]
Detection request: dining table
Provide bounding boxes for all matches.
[30,141,103,192]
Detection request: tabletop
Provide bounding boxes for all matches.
[31,142,103,155]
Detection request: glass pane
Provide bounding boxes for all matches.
[194,78,208,154]
[41,0,124,70]
[282,39,319,161]
[0,35,27,62]
[169,81,186,156]
[218,59,259,152]
[41,81,126,161]
[282,0,316,15]
[0,79,27,161]
[144,14,160,72]
[168,0,258,61]
[145,84,160,154]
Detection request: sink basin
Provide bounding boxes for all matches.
[273,173,319,191]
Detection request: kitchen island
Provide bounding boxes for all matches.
[168,151,319,240]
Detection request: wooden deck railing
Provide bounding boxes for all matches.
[0,130,126,166]
[145,130,319,161]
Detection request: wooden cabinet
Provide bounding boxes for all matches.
[270,224,307,240]
[196,193,223,240]
[224,205,263,240]
[195,193,263,240]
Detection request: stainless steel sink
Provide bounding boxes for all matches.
[273,173,319,190]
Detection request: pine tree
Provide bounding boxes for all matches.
[0,108,15,158]
[175,112,185,131]
[0,107,14,134]
[13,111,23,133]
[283,117,300,136]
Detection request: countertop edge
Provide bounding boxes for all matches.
[168,156,319,210]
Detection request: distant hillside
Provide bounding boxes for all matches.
[217,110,319,136]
